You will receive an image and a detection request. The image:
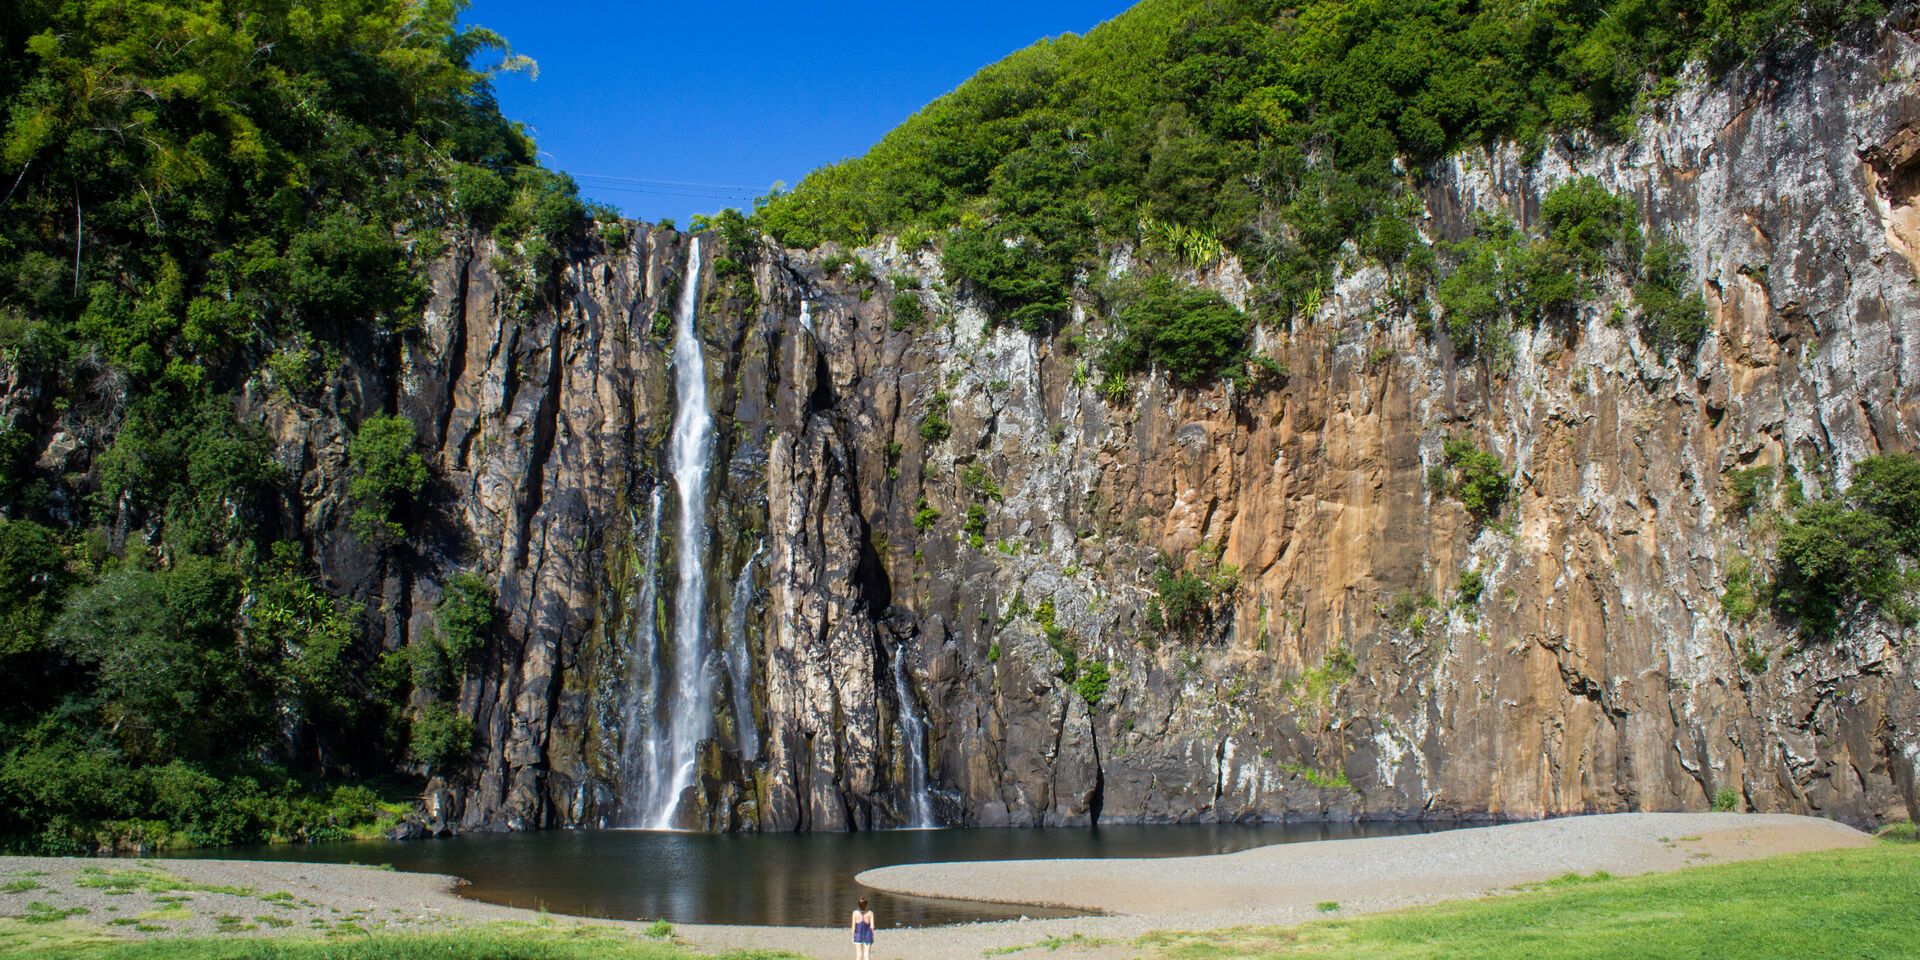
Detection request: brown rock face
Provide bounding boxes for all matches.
[47,30,1914,832]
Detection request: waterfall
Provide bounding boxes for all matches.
[724,543,762,762]
[891,643,937,829]
[616,489,665,824]
[798,298,812,334]
[644,237,713,831]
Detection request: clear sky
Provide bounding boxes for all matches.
[459,2,1134,226]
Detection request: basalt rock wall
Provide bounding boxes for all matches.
[173,23,1920,831]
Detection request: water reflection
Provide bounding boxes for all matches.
[188,821,1457,927]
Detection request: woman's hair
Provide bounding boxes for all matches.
[857,898,868,910]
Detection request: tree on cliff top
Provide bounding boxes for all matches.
[0,0,578,380]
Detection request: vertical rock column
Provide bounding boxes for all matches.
[761,304,887,830]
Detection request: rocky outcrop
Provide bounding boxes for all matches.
[26,24,1917,832]
[691,23,1920,829]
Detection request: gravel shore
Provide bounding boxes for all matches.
[0,813,1871,959]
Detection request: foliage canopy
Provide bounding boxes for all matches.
[755,0,1883,336]
[0,0,552,854]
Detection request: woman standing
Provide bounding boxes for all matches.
[850,898,875,960]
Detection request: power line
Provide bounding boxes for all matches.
[571,173,766,191]
[578,184,761,202]
[569,174,764,205]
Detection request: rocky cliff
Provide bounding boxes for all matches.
[240,22,1920,832]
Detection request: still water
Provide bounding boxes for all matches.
[194,822,1453,928]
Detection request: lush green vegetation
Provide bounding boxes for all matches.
[1455,568,1484,606]
[1132,842,1920,960]
[1768,454,1920,637]
[755,0,1882,366]
[1146,542,1240,638]
[0,0,542,853]
[1726,464,1775,516]
[347,416,429,545]
[1430,439,1510,519]
[919,391,953,444]
[889,291,926,331]
[1437,177,1645,357]
[1098,276,1249,387]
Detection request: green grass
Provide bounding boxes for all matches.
[1136,843,1920,959]
[17,903,87,925]
[0,925,708,959]
[986,934,1112,955]
[74,869,251,897]
[0,881,40,895]
[1279,763,1353,791]
[1874,821,1918,842]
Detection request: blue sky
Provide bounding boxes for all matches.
[460,2,1133,226]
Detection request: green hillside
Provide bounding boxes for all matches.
[0,0,584,854]
[755,0,1883,331]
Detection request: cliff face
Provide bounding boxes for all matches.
[243,24,1920,831]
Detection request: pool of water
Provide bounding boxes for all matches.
[189,822,1455,928]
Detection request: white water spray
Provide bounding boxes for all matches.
[724,543,763,762]
[891,643,936,829]
[645,238,713,831]
[617,489,665,825]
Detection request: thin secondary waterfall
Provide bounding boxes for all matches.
[616,489,665,824]
[644,237,713,831]
[724,543,762,762]
[892,643,936,828]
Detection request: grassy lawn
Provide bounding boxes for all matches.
[0,923,796,959]
[1139,841,1920,960]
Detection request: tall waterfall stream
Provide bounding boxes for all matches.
[614,264,938,830]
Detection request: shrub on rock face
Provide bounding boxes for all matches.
[1541,176,1641,277]
[919,391,954,444]
[1772,454,1920,637]
[1440,439,1510,519]
[912,497,941,532]
[943,226,1074,334]
[1636,235,1709,358]
[1456,568,1485,606]
[890,292,925,330]
[1146,544,1240,638]
[1075,661,1111,705]
[436,574,496,663]
[410,573,496,697]
[963,504,988,548]
[1098,275,1249,388]
[1726,465,1774,516]
[348,416,428,545]
[410,704,475,773]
